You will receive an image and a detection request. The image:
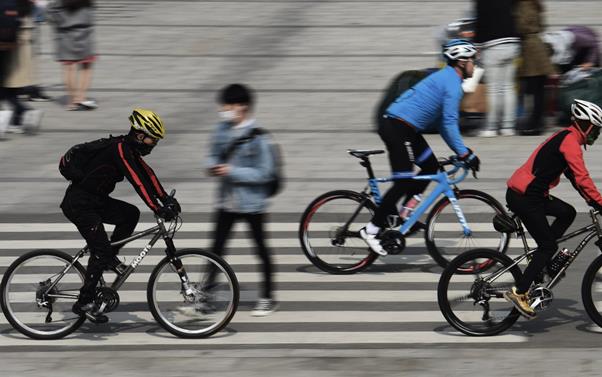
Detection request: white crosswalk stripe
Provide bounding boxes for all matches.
[0,218,528,347]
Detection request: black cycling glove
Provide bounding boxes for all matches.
[161,196,181,213]
[157,206,178,221]
[459,149,480,172]
[589,201,602,213]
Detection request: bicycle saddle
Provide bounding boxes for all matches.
[348,149,385,158]
[493,212,519,233]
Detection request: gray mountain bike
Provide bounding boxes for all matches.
[0,191,239,340]
[438,207,602,336]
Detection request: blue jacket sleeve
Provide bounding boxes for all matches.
[204,124,224,170]
[227,136,275,184]
[439,86,469,156]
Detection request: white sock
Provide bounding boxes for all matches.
[366,222,380,235]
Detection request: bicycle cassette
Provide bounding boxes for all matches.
[94,287,120,313]
[380,230,406,255]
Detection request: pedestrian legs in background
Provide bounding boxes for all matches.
[519,75,547,135]
[208,210,277,317]
[63,62,97,111]
[478,43,520,137]
[19,85,52,102]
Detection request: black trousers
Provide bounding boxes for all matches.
[61,186,140,303]
[506,188,576,293]
[209,210,274,299]
[371,117,439,228]
[520,76,547,132]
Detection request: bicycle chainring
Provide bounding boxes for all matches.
[380,230,406,255]
[529,285,554,311]
[94,287,120,313]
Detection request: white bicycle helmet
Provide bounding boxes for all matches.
[572,99,602,128]
[443,39,477,61]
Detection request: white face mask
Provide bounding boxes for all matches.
[218,110,237,122]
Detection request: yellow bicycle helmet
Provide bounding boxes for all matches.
[129,108,165,139]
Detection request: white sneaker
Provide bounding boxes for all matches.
[0,110,11,139]
[251,298,278,317]
[6,125,24,134]
[79,100,98,109]
[477,130,497,138]
[359,227,387,255]
[499,128,516,136]
[21,109,43,133]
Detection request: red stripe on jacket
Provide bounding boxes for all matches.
[117,142,159,211]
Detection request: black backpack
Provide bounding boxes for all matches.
[373,69,434,130]
[59,137,116,182]
[0,0,20,50]
[220,128,284,197]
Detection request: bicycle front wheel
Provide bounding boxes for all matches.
[425,189,509,270]
[438,248,521,336]
[581,254,602,328]
[0,249,86,340]
[148,248,239,338]
[299,190,378,274]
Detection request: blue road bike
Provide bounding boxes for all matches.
[299,149,509,274]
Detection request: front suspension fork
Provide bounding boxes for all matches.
[164,238,195,296]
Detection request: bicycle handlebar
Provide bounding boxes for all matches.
[439,156,478,180]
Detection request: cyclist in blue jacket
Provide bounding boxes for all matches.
[361,39,481,255]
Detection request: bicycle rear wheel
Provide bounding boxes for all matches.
[425,189,509,270]
[148,248,239,338]
[581,254,602,328]
[438,248,521,336]
[299,190,378,274]
[0,249,86,340]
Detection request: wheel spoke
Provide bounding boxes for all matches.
[438,248,520,336]
[1,252,85,339]
[300,192,377,273]
[150,251,238,338]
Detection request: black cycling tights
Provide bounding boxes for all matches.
[506,188,577,293]
[62,189,140,303]
[371,117,439,228]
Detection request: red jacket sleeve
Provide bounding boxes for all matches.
[559,134,602,206]
[115,141,162,212]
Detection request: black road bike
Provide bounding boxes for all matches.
[0,191,239,339]
[438,208,602,336]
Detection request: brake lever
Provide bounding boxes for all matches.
[472,169,478,179]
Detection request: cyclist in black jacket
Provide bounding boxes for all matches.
[61,109,180,323]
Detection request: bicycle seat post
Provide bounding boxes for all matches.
[360,157,377,180]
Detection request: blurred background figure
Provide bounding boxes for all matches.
[474,0,520,137]
[515,0,555,136]
[2,0,43,134]
[19,0,52,102]
[48,0,97,111]
[544,26,601,73]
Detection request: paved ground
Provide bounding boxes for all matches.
[2,0,602,376]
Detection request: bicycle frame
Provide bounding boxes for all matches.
[360,155,472,237]
[485,209,602,290]
[42,217,193,300]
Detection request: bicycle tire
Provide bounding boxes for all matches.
[425,189,509,270]
[581,254,602,328]
[299,190,378,274]
[438,248,522,336]
[0,249,87,340]
[147,248,239,338]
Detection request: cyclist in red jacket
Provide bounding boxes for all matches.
[504,99,602,318]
